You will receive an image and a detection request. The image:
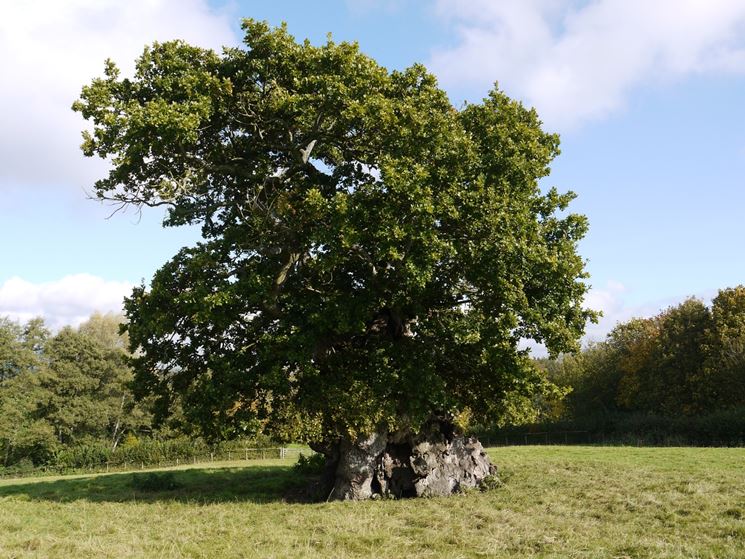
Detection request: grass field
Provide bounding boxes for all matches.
[1,446,744,558]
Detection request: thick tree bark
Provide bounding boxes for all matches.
[315,418,496,501]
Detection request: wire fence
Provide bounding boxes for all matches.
[0,447,310,481]
[6,432,744,481]
[480,431,745,448]
[481,431,590,447]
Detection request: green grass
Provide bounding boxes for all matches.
[1,447,744,558]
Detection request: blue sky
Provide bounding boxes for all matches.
[1,0,744,344]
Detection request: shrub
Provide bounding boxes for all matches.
[478,474,504,492]
[120,433,140,449]
[54,442,111,469]
[293,452,326,476]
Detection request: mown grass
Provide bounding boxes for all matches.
[1,446,744,558]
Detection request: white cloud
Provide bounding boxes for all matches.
[430,0,745,129]
[0,0,238,189]
[0,275,133,330]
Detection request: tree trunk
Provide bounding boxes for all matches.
[315,418,496,501]
[110,395,126,452]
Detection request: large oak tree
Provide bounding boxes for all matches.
[74,20,594,499]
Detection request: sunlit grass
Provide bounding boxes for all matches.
[1,447,744,558]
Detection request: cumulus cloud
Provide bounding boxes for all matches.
[0,275,134,330]
[0,0,237,189]
[430,0,745,129]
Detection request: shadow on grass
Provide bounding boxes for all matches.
[0,464,313,505]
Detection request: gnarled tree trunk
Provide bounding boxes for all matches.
[313,418,496,501]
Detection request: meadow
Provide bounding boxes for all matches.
[1,446,744,558]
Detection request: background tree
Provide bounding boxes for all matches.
[78,312,128,351]
[0,371,57,467]
[21,317,50,361]
[706,287,745,408]
[528,289,745,447]
[0,314,153,469]
[39,319,147,450]
[612,300,712,415]
[77,313,151,449]
[40,328,109,445]
[653,299,712,414]
[0,317,55,467]
[540,341,624,421]
[0,317,46,382]
[74,20,595,499]
[612,316,662,412]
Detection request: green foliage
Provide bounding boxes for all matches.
[0,312,284,472]
[39,321,149,448]
[292,452,325,476]
[0,316,47,382]
[120,433,140,449]
[477,473,504,492]
[112,437,211,467]
[541,295,737,420]
[74,20,594,444]
[525,286,745,443]
[51,437,194,470]
[0,369,58,466]
[46,436,276,471]
[54,442,111,469]
[539,341,625,418]
[643,299,712,414]
[77,312,129,351]
[0,315,152,469]
[706,286,745,408]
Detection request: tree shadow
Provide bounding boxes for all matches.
[0,464,314,505]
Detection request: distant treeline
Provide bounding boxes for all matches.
[479,286,745,445]
[0,313,150,470]
[0,313,272,475]
[5,285,745,472]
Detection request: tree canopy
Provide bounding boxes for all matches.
[73,21,594,444]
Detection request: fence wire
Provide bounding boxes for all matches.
[0,447,308,480]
